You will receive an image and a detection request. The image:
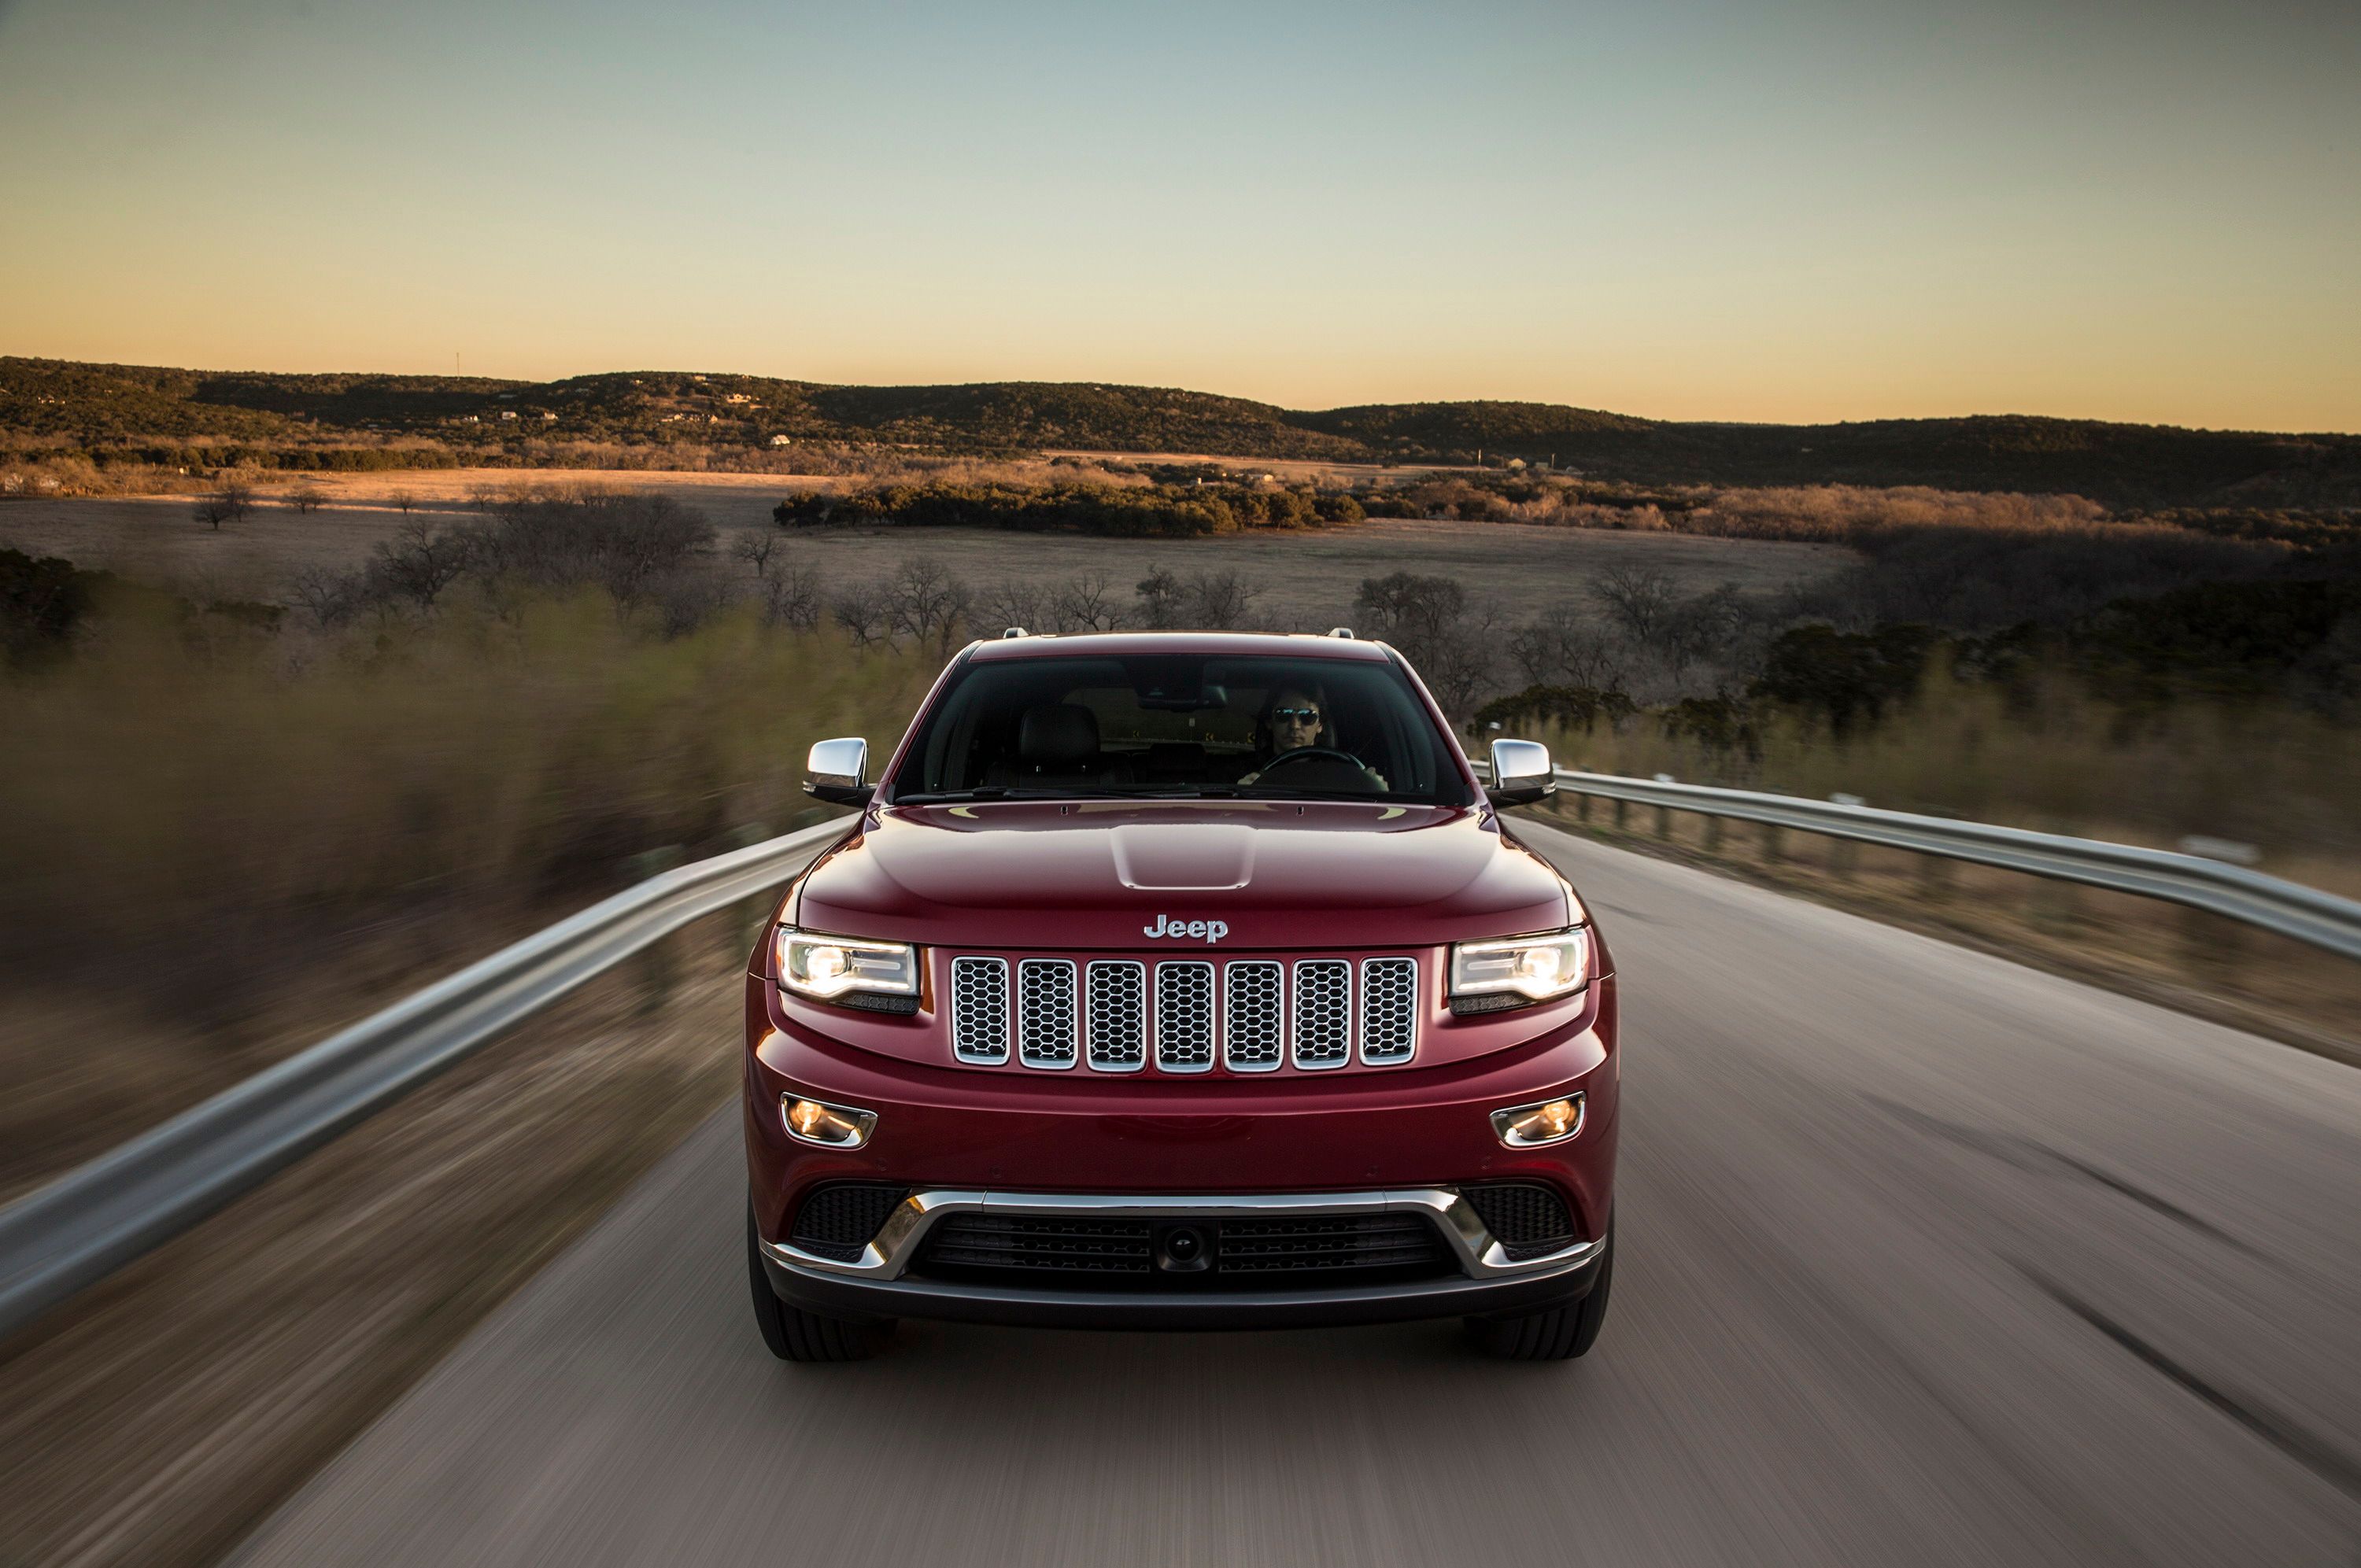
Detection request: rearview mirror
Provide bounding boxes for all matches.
[1487,738,1556,808]
[804,737,873,808]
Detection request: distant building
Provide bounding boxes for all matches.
[498,410,519,421]
[540,411,558,422]
[768,434,793,447]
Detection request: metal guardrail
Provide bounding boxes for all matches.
[0,819,847,1343]
[1545,769,2361,963]
[9,767,2361,1342]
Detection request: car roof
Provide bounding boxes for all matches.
[966,630,1392,663]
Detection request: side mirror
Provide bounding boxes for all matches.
[804,737,874,808]
[1487,738,1556,808]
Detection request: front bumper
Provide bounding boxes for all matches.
[756,1188,1608,1330]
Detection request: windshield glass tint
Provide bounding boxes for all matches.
[888,654,1473,805]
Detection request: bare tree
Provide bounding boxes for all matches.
[763,559,826,631]
[1354,571,1502,717]
[1050,570,1123,632]
[387,488,419,515]
[731,531,780,579]
[1185,569,1260,629]
[1509,603,1626,690]
[1136,565,1185,628]
[977,577,1046,634]
[288,565,360,628]
[830,579,892,646]
[1592,565,1679,645]
[192,479,255,531]
[286,483,330,514]
[371,518,472,609]
[887,555,972,656]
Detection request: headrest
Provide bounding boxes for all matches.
[1019,703,1099,767]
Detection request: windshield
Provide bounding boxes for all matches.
[887,653,1475,806]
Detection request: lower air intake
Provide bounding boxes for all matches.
[788,1183,911,1262]
[1459,1182,1576,1261]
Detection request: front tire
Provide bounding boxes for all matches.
[1465,1227,1613,1361]
[747,1201,893,1362]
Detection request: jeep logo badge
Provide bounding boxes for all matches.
[1144,914,1227,943]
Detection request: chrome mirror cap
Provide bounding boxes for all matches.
[1487,738,1556,808]
[804,736,873,806]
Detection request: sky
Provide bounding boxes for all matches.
[2,0,2355,431]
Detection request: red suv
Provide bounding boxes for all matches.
[745,631,1616,1361]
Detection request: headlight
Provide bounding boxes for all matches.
[1450,926,1591,1005]
[774,927,918,1002]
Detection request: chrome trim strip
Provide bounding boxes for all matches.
[757,1186,1605,1282]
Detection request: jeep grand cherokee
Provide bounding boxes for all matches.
[745,631,1616,1361]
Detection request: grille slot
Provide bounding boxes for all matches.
[788,1183,910,1263]
[1016,958,1079,1069]
[1085,960,1147,1072]
[1155,961,1216,1072]
[1293,959,1352,1069]
[915,1211,1454,1290]
[922,1215,1153,1275]
[1461,1182,1576,1260]
[1358,957,1418,1064]
[1223,960,1285,1072]
[1217,1214,1447,1272]
[948,956,1010,1064]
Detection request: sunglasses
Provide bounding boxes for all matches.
[1273,707,1322,722]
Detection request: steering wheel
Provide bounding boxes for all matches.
[1259,746,1366,774]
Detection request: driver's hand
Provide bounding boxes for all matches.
[1237,770,1262,785]
[1362,767,1391,791]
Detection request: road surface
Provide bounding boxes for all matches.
[231,823,2361,1567]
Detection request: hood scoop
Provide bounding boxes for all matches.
[1110,824,1257,891]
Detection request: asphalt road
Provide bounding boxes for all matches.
[231,823,2361,1567]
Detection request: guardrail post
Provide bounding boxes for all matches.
[1577,793,1593,824]
[1654,803,1672,840]
[1918,853,1952,899]
[1613,798,1629,832]
[2031,879,2078,934]
[624,845,687,1013]
[1702,814,1724,855]
[1828,838,1857,880]
[1761,821,1783,864]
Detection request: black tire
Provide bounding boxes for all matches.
[1465,1227,1613,1361]
[747,1201,893,1363]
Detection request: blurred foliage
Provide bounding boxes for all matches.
[0,591,928,1028]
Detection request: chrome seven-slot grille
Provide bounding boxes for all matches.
[948,954,1420,1072]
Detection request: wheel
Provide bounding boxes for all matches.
[1465,1227,1613,1361]
[747,1201,893,1362]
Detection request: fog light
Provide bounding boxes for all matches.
[781,1095,878,1149]
[1491,1094,1584,1148]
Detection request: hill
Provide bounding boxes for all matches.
[4,356,2357,509]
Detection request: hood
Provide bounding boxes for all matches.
[792,800,1574,950]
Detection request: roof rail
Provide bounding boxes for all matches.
[1328,627,1355,639]
[1001,626,1028,639]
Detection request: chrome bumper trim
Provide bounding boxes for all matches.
[759,1187,1602,1282]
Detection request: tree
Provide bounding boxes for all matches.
[1592,564,1679,646]
[191,479,254,531]
[387,488,419,515]
[371,519,471,609]
[286,483,330,514]
[1136,565,1185,628]
[887,555,972,656]
[763,559,826,631]
[829,579,892,646]
[1354,571,1502,715]
[732,531,780,579]
[1051,571,1124,633]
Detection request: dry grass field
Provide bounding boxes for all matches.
[0,467,1852,625]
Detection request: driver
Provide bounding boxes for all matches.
[1236,682,1388,791]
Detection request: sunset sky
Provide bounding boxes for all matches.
[2,0,2355,430]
